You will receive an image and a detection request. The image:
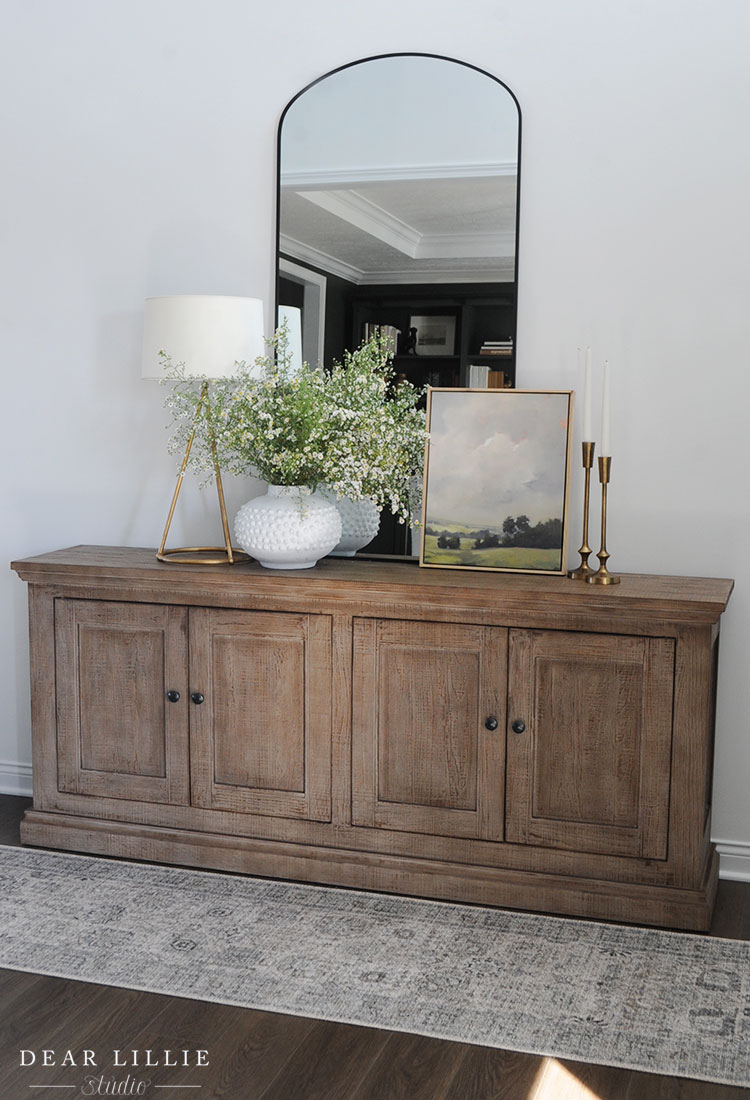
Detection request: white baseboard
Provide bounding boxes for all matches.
[0,760,32,798]
[715,841,750,882]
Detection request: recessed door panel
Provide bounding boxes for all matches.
[211,631,306,793]
[377,643,480,812]
[77,623,167,778]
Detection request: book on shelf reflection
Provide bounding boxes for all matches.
[479,338,513,357]
[468,362,508,388]
[362,322,401,356]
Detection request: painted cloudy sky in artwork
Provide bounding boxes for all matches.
[425,390,571,529]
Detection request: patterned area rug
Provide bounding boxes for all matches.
[0,846,748,1087]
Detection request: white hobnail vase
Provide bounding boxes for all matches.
[233,485,342,570]
[319,488,381,556]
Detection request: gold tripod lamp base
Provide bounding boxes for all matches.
[157,382,250,566]
[157,542,250,566]
[157,548,249,564]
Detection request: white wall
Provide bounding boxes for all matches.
[2,0,749,867]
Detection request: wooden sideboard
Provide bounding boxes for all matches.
[11,546,734,930]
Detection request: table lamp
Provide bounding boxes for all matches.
[142,294,265,564]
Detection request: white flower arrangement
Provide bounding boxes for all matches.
[163,326,428,524]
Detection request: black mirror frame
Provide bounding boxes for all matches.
[274,53,522,561]
[275,51,522,363]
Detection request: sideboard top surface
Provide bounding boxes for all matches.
[11,545,734,625]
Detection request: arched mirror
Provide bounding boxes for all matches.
[276,53,521,555]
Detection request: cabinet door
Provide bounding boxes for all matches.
[189,608,332,822]
[55,599,189,804]
[352,618,507,840]
[506,630,674,859]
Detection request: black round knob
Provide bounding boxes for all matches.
[511,719,526,734]
[190,692,205,705]
[166,690,180,703]
[484,716,499,731]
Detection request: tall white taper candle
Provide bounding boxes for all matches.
[601,359,611,455]
[583,346,592,440]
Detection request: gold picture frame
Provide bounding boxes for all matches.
[420,388,574,575]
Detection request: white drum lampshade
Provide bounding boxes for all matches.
[142,295,266,380]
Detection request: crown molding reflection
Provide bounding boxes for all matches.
[281,161,518,188]
[280,235,365,284]
[298,190,422,258]
[280,233,515,285]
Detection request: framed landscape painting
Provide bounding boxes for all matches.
[420,389,574,575]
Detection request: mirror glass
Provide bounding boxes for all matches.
[276,53,521,555]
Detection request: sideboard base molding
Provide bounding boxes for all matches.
[21,810,719,931]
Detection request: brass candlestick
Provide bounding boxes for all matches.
[586,455,620,585]
[567,441,596,579]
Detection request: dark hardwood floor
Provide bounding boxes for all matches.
[1,793,748,1099]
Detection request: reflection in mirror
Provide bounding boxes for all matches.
[276,53,521,556]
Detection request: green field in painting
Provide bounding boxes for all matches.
[422,534,561,572]
[426,520,480,535]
